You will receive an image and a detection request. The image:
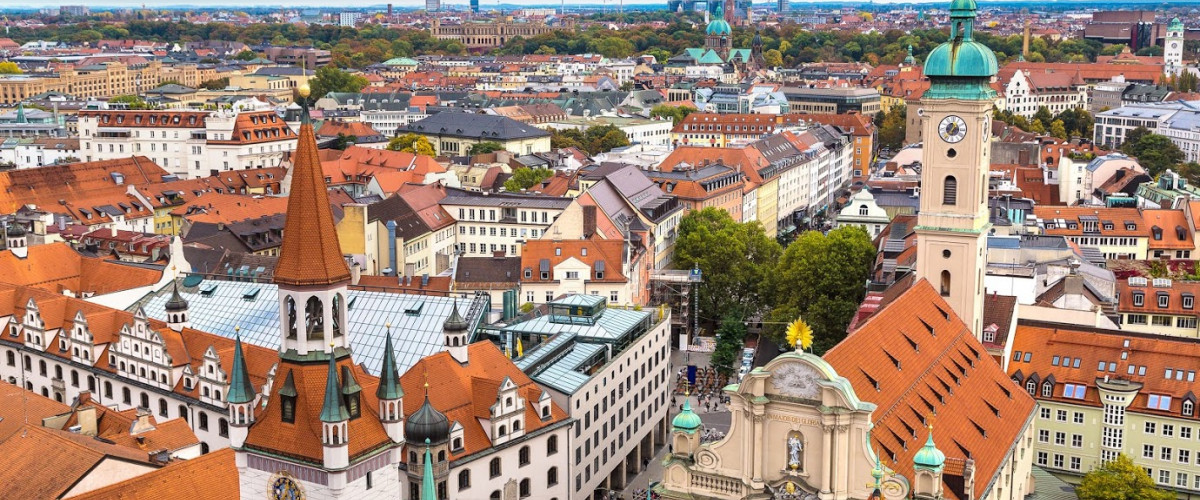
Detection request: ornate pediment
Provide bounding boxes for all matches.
[769,362,821,400]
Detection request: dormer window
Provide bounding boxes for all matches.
[1185,294,1194,310]
[1158,293,1169,308]
[1133,292,1144,307]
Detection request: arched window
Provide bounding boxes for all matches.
[305,296,324,340]
[943,176,957,205]
[541,405,550,418]
[547,435,558,455]
[498,425,507,436]
[331,294,343,338]
[1041,382,1053,398]
[453,437,463,450]
[122,387,131,405]
[547,466,559,486]
[5,351,12,366]
[1185,400,1195,417]
[438,450,446,461]
[490,491,501,500]
[513,420,522,432]
[940,271,951,296]
[519,478,531,498]
[458,469,471,490]
[489,457,501,478]
[105,381,113,398]
[159,398,168,416]
[179,405,188,420]
[1025,379,1036,396]
[218,418,229,437]
[199,412,209,430]
[519,445,530,466]
[140,392,149,408]
[200,442,210,454]
[859,204,869,216]
[286,296,297,339]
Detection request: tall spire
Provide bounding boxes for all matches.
[14,102,26,124]
[319,351,349,422]
[273,83,351,287]
[226,332,256,405]
[420,439,437,500]
[376,327,403,400]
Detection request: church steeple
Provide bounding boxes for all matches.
[377,326,405,442]
[420,439,437,500]
[444,301,470,364]
[275,84,351,359]
[164,280,189,331]
[914,0,995,338]
[320,352,350,469]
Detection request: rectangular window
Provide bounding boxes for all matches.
[1053,454,1064,469]
[1055,432,1066,446]
[1070,456,1081,471]
[1145,444,1156,459]
[565,271,579,280]
[1164,424,1175,437]
[1072,434,1083,448]
[1159,470,1170,485]
[1041,408,1051,419]
[1057,409,1068,421]
[1147,422,1158,434]
[1181,450,1192,464]
[1036,451,1048,466]
[1074,412,1085,424]
[1183,427,1193,439]
[1039,429,1050,443]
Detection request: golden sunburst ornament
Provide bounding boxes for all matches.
[786,317,813,352]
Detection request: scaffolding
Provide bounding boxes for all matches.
[649,266,703,344]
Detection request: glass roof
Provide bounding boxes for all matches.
[133,277,485,376]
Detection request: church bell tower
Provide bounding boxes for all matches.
[914,0,996,338]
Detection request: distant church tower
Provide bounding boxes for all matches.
[704,3,732,60]
[914,0,996,339]
[1166,18,1184,76]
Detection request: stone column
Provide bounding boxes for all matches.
[752,412,765,483]
[821,422,833,494]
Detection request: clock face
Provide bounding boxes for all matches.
[1172,42,1180,49]
[938,115,968,144]
[270,473,304,500]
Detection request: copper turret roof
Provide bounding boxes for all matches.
[273,101,351,287]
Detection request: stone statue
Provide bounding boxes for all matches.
[787,435,802,469]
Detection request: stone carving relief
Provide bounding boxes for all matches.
[771,362,821,399]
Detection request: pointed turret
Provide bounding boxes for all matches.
[273,84,351,287]
[670,395,702,459]
[227,334,256,405]
[320,354,349,423]
[319,353,351,469]
[904,44,916,65]
[377,328,405,443]
[164,280,189,331]
[226,334,257,448]
[420,439,437,500]
[14,102,26,124]
[444,300,470,364]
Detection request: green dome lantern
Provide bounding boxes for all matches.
[922,0,998,100]
[913,429,947,470]
[1170,18,1184,31]
[672,398,703,434]
[706,3,732,36]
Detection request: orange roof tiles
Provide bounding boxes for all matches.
[1142,209,1194,250]
[1117,279,1200,318]
[207,111,296,146]
[79,109,208,129]
[272,118,351,287]
[824,281,1036,500]
[0,156,168,214]
[317,120,383,139]
[521,237,628,284]
[71,448,239,500]
[169,192,288,225]
[0,242,163,296]
[1010,321,1200,421]
[401,343,569,460]
[1033,206,1147,237]
[0,424,159,500]
[0,382,72,441]
[241,356,391,465]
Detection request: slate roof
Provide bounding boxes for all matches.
[399,112,550,141]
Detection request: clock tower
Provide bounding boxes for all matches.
[913,0,997,338]
[1165,18,1184,76]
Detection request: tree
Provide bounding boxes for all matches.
[332,133,357,150]
[767,226,875,354]
[468,141,504,156]
[650,104,696,125]
[550,128,585,151]
[503,167,554,192]
[234,49,259,61]
[1121,127,1185,176]
[877,104,907,151]
[674,208,783,328]
[387,133,435,156]
[709,314,747,379]
[1028,119,1045,134]
[0,61,22,74]
[199,77,230,90]
[308,66,369,100]
[108,95,150,110]
[1049,119,1067,140]
[763,49,784,68]
[1032,106,1053,127]
[1076,454,1175,500]
[583,124,630,154]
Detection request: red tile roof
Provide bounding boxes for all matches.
[0,424,159,500]
[71,448,239,500]
[206,111,296,146]
[824,280,1036,500]
[273,118,351,286]
[401,343,569,460]
[0,156,168,214]
[0,242,163,296]
[520,237,628,284]
[1010,320,1200,422]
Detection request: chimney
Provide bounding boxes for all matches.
[404,263,417,281]
[351,262,362,285]
[130,407,156,436]
[582,205,597,238]
[76,406,99,436]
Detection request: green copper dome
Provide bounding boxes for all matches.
[924,40,998,78]
[706,3,731,36]
[1170,18,1183,31]
[706,18,731,36]
[949,0,977,16]
[672,399,702,433]
[913,431,946,469]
